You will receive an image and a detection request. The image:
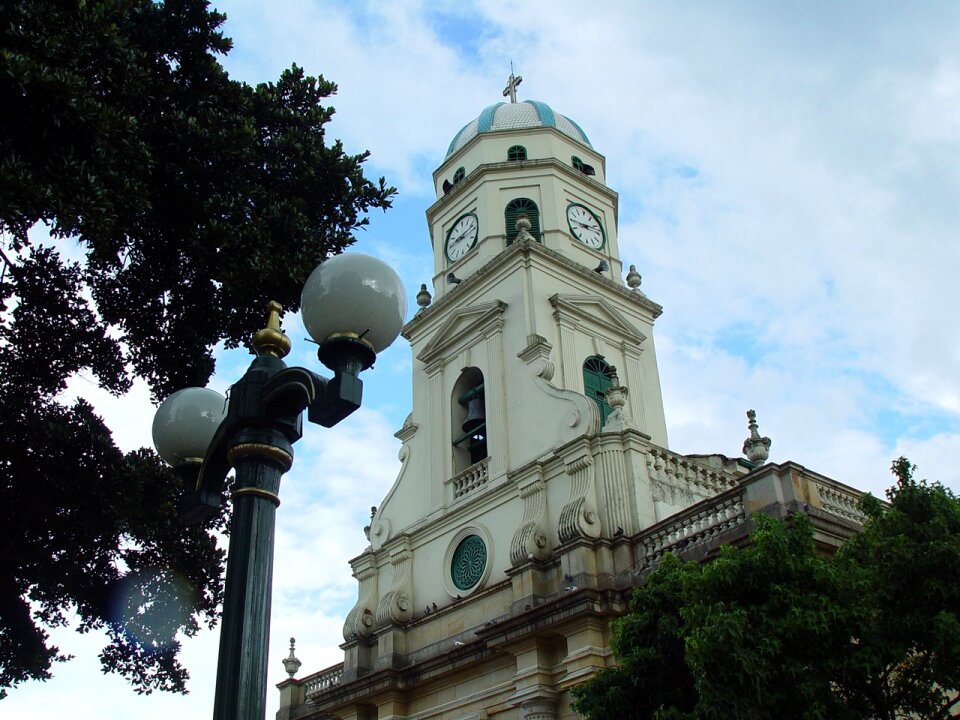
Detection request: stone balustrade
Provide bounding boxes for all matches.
[641,488,746,563]
[645,446,739,497]
[303,662,343,698]
[815,478,867,524]
[449,457,490,501]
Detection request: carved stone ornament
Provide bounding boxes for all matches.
[518,334,594,433]
[625,263,642,291]
[342,558,378,641]
[520,699,559,720]
[510,475,551,565]
[375,544,414,627]
[742,409,771,464]
[558,453,602,542]
[416,283,432,311]
[282,637,302,678]
[601,371,630,432]
[515,215,535,243]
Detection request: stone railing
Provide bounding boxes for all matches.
[645,447,739,498]
[641,488,746,563]
[303,662,343,699]
[449,457,490,501]
[815,478,867,525]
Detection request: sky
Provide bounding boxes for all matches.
[5,1,960,718]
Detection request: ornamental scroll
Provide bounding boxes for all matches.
[557,450,602,543]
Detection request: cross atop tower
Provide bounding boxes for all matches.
[503,66,522,103]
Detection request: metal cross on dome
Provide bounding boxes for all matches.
[503,64,522,103]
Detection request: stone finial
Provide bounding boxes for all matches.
[742,409,771,465]
[363,506,377,541]
[602,371,630,432]
[282,637,302,678]
[515,215,535,243]
[416,283,432,311]
[625,264,642,291]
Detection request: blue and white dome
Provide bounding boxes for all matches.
[446,100,592,158]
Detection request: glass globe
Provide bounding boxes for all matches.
[152,387,227,466]
[300,253,407,362]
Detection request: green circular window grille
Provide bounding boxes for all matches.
[451,534,487,590]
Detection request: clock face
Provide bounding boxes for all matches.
[445,213,479,261]
[567,204,605,249]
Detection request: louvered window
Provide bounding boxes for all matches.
[507,145,527,161]
[572,155,596,176]
[453,166,465,184]
[504,197,541,245]
[583,356,615,426]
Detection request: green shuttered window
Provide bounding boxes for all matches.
[583,356,615,426]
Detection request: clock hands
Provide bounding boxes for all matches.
[447,216,478,260]
[568,204,603,248]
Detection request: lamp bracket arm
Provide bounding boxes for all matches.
[180,419,233,524]
[262,367,323,419]
[308,367,363,429]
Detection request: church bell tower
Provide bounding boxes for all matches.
[281,77,750,720]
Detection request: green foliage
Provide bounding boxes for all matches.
[836,459,960,719]
[571,459,960,720]
[0,0,394,698]
[572,554,699,720]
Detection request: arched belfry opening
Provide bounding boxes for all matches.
[452,368,487,472]
[583,356,616,426]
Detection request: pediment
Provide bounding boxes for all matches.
[549,293,646,345]
[417,300,508,365]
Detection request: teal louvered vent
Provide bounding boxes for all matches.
[507,145,527,161]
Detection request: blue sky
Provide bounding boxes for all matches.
[7,2,960,718]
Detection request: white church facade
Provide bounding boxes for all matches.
[276,76,867,720]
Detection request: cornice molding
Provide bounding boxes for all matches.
[550,293,647,346]
[403,240,662,340]
[415,299,508,365]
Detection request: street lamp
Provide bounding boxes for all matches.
[152,253,406,720]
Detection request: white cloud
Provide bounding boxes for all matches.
[13,2,960,716]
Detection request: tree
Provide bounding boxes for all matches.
[836,459,960,719]
[0,0,394,698]
[571,459,960,720]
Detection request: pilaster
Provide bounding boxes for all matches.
[484,316,509,479]
[425,358,446,508]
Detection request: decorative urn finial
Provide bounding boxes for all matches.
[416,283,432,311]
[602,370,631,432]
[625,264,642,291]
[514,215,535,243]
[742,409,771,465]
[282,637,302,678]
[363,505,377,541]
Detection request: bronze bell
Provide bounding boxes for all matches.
[462,396,486,433]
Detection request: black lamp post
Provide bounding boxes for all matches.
[152,253,406,720]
